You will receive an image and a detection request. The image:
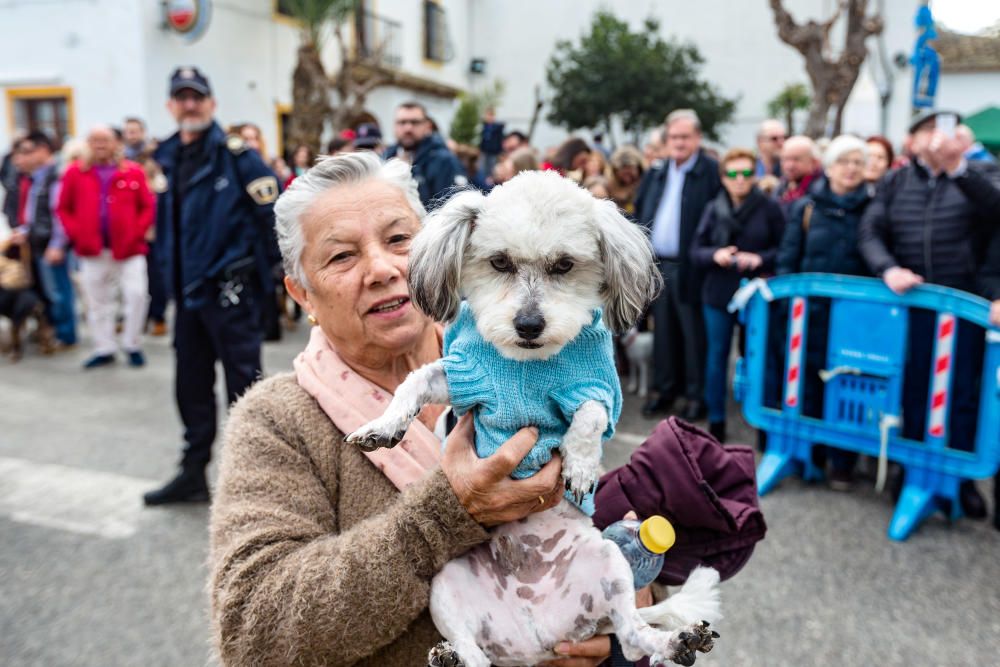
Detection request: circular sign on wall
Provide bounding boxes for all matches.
[164,0,212,42]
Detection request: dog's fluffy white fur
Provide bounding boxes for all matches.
[348,171,721,666]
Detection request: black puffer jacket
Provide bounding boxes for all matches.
[777,177,872,276]
[858,161,1000,293]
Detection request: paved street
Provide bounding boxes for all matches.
[2,323,998,666]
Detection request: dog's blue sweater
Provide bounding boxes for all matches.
[441,302,622,514]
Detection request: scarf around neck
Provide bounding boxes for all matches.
[293,326,442,491]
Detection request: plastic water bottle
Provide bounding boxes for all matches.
[601,515,676,590]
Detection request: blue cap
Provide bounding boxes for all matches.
[169,66,212,97]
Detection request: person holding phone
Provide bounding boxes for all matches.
[859,109,1000,518]
[690,148,786,442]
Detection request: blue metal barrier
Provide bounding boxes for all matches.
[731,274,1000,540]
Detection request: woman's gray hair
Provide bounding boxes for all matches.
[273,151,426,289]
[822,134,869,169]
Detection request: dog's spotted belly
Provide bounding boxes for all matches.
[430,501,635,665]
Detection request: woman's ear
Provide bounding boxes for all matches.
[592,198,662,333]
[408,189,485,322]
[284,274,313,320]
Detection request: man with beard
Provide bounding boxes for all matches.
[144,67,280,505]
[384,101,463,209]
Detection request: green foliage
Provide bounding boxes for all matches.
[281,0,357,45]
[449,79,506,146]
[767,83,811,134]
[545,12,736,140]
[450,94,481,146]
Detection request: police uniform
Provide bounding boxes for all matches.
[144,67,280,505]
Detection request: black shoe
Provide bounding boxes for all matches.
[682,399,707,422]
[143,468,210,506]
[708,421,726,442]
[83,353,115,369]
[641,395,674,419]
[828,467,854,492]
[126,350,145,367]
[959,480,987,520]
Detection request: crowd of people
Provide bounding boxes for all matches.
[1,65,999,524]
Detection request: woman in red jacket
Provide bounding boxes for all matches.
[58,125,155,368]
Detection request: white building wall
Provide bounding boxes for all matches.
[936,71,1000,117]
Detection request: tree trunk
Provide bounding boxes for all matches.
[291,42,332,156]
[770,0,882,138]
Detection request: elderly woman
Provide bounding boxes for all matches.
[606,146,646,216]
[776,135,873,489]
[690,148,785,442]
[209,152,619,666]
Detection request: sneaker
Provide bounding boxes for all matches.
[828,468,854,492]
[127,350,146,367]
[143,468,210,506]
[83,353,115,369]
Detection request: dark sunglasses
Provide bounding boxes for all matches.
[725,168,754,179]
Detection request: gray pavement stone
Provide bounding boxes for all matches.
[1,325,998,666]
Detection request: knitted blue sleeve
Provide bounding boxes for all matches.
[549,380,618,440]
[440,349,496,417]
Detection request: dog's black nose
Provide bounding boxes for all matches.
[514,311,546,340]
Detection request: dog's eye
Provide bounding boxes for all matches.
[550,258,574,275]
[490,255,515,273]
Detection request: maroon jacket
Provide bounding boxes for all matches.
[593,417,766,586]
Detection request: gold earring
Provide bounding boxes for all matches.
[308,314,318,326]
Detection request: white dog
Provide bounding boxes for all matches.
[347,171,721,666]
[623,327,654,398]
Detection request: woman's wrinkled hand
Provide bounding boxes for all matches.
[442,413,564,527]
[539,636,611,667]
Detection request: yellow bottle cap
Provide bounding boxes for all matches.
[639,516,675,554]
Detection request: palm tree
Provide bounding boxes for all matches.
[282,0,356,155]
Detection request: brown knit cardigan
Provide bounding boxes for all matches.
[209,373,490,666]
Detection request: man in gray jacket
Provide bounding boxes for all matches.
[859,109,1000,518]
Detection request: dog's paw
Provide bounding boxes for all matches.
[428,641,465,667]
[657,621,718,666]
[345,416,409,451]
[562,458,600,505]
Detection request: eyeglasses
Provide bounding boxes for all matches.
[724,168,755,179]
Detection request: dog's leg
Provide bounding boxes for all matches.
[638,360,649,399]
[561,400,607,504]
[346,361,449,451]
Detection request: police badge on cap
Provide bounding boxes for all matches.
[169,66,212,97]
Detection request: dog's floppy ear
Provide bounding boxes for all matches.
[408,189,485,322]
[592,198,662,333]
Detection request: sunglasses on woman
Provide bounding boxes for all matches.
[724,168,754,179]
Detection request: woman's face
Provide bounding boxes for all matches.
[864,142,890,182]
[584,153,605,177]
[571,150,591,172]
[292,179,427,360]
[826,149,866,193]
[614,164,639,186]
[240,127,262,153]
[721,157,756,201]
[294,146,311,168]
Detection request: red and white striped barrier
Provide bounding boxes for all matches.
[927,313,956,439]
[785,297,806,408]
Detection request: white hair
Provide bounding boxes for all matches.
[273,151,425,289]
[823,134,868,169]
[664,109,701,133]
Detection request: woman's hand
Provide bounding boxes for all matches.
[713,245,736,268]
[733,251,762,272]
[540,637,611,667]
[883,266,923,294]
[442,413,564,527]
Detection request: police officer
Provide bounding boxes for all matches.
[143,67,280,505]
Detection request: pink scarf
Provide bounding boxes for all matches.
[294,326,442,490]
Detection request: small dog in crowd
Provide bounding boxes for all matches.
[622,326,654,398]
[348,171,721,666]
[0,237,55,362]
